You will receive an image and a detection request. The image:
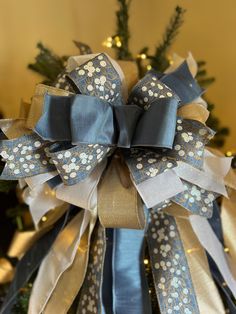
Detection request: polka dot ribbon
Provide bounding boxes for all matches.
[0,53,208,190]
[0,53,232,314]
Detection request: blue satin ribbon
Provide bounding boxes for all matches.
[111,228,152,314]
[35,93,179,149]
[154,61,204,105]
[101,229,114,314]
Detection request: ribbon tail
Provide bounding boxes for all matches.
[147,209,200,314]
[28,209,89,314]
[189,214,236,299]
[111,227,152,314]
[76,222,106,314]
[0,211,70,314]
[40,209,97,314]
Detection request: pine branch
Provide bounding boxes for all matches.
[151,6,186,71]
[195,61,230,147]
[196,60,215,87]
[115,0,133,60]
[28,42,67,85]
[12,283,32,314]
[197,78,215,88]
[6,204,29,231]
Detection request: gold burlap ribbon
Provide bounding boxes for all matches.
[98,158,145,229]
[26,84,73,129]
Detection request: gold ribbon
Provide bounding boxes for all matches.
[176,217,225,314]
[0,118,31,139]
[177,103,209,124]
[98,158,145,229]
[222,189,236,267]
[0,258,14,284]
[166,204,225,314]
[26,84,73,129]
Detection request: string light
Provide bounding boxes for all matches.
[226,151,233,157]
[114,36,122,47]
[44,189,56,197]
[137,53,147,60]
[102,36,122,48]
[116,41,122,47]
[147,64,152,70]
[224,247,230,253]
[144,259,149,265]
[102,37,113,48]
[186,247,200,254]
[41,216,47,222]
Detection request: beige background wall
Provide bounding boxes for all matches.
[0,0,235,150]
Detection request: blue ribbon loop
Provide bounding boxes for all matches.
[153,61,204,105]
[35,93,179,149]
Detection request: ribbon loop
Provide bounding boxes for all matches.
[157,61,204,104]
[35,94,179,150]
[35,93,116,146]
[131,97,178,149]
[67,53,123,105]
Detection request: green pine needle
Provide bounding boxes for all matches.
[151,6,186,72]
[28,42,66,85]
[115,0,133,60]
[12,283,32,314]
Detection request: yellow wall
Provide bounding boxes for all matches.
[0,0,235,150]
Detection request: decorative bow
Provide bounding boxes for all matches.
[0,53,235,314]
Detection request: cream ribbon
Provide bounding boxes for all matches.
[174,149,232,197]
[28,162,106,313]
[135,149,231,209]
[23,182,64,228]
[135,169,185,208]
[221,188,236,265]
[28,210,87,314]
[189,215,236,299]
[166,203,236,309]
[174,212,225,314]
[39,209,97,314]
